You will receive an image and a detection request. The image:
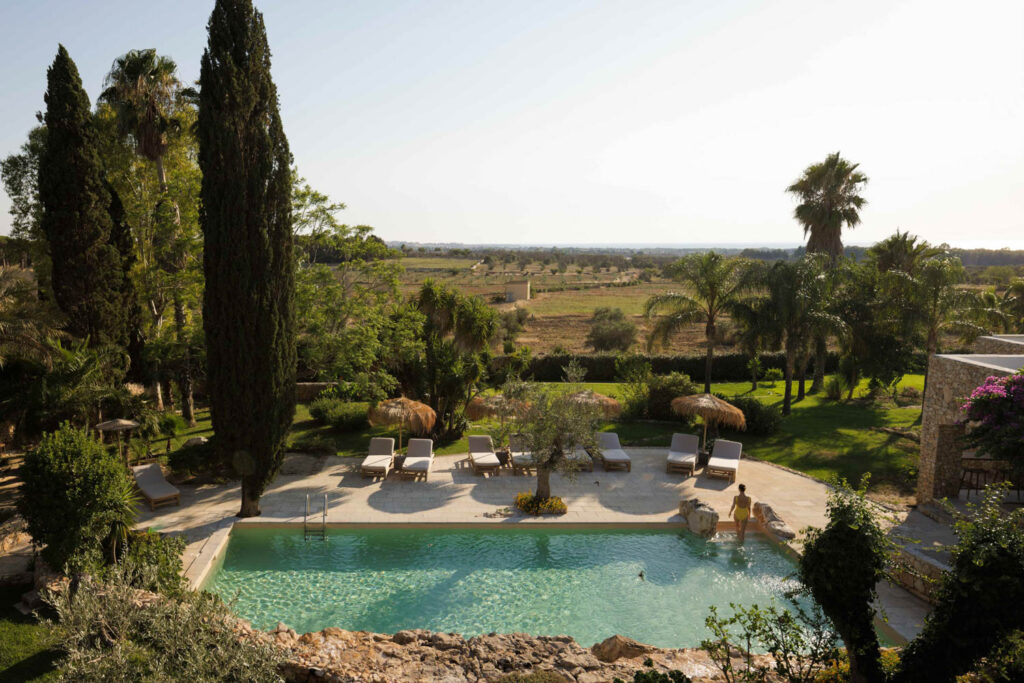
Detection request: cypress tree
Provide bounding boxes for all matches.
[199,0,296,517]
[38,45,128,347]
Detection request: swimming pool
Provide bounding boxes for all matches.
[204,526,810,648]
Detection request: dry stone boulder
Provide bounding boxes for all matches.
[679,498,719,538]
[182,436,208,448]
[591,634,655,662]
[753,502,796,540]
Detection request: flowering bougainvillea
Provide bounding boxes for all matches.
[960,373,1024,464]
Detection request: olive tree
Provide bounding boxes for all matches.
[512,383,602,501]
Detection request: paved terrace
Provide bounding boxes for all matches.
[135,448,930,642]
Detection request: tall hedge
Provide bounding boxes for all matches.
[38,45,129,347]
[199,0,295,517]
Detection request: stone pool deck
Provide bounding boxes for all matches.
[135,448,931,642]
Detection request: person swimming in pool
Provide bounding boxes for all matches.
[728,484,752,543]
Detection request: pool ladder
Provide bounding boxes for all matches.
[304,493,328,541]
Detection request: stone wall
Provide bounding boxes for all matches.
[974,335,1024,355]
[917,355,1013,503]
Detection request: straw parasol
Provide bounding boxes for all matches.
[96,418,140,465]
[567,390,622,419]
[466,394,524,421]
[368,397,436,450]
[671,394,746,451]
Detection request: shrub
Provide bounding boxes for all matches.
[18,423,136,573]
[107,529,186,597]
[898,485,1024,681]
[959,373,1024,463]
[288,434,338,454]
[308,398,368,432]
[763,367,784,386]
[823,375,848,401]
[496,671,569,682]
[616,354,652,419]
[720,395,782,436]
[168,437,219,475]
[960,630,1024,682]
[586,308,637,352]
[514,492,568,515]
[647,373,698,421]
[613,668,692,683]
[48,568,281,681]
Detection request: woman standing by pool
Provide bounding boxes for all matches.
[729,484,751,542]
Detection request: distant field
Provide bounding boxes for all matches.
[398,256,480,271]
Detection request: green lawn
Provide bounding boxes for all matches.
[0,585,59,682]
[162,374,923,501]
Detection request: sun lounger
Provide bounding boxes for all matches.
[666,433,700,475]
[360,437,395,478]
[705,439,742,482]
[131,463,180,510]
[468,435,502,475]
[509,434,536,475]
[595,432,631,472]
[400,438,434,480]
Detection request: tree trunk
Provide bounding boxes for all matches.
[922,330,939,405]
[536,466,552,500]
[797,353,808,401]
[154,380,164,411]
[810,336,827,393]
[750,354,758,392]
[783,344,796,416]
[238,478,262,518]
[703,325,715,394]
[173,294,196,426]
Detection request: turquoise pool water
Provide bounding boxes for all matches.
[205,526,811,648]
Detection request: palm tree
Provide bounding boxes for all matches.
[100,50,197,425]
[0,267,62,367]
[787,152,868,393]
[787,152,869,261]
[100,49,182,192]
[759,255,840,415]
[645,252,755,393]
[867,230,942,275]
[1002,279,1024,332]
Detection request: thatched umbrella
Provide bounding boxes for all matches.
[671,394,745,451]
[466,394,525,421]
[368,398,436,450]
[96,418,140,465]
[567,390,622,419]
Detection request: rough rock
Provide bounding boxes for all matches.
[753,502,796,540]
[591,634,655,662]
[679,498,720,538]
[182,436,208,448]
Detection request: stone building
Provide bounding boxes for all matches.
[505,280,530,302]
[917,335,1024,504]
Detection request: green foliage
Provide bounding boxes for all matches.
[959,630,1024,682]
[700,599,838,683]
[167,436,218,474]
[763,367,783,386]
[898,485,1024,682]
[514,491,568,515]
[200,0,296,516]
[17,423,136,573]
[39,45,132,348]
[616,353,652,418]
[719,395,781,436]
[586,307,637,352]
[48,567,282,681]
[511,383,602,500]
[823,374,848,401]
[959,373,1024,465]
[647,372,697,421]
[308,398,369,432]
[109,530,186,597]
[613,667,692,683]
[798,478,890,683]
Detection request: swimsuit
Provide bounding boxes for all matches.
[734,501,750,521]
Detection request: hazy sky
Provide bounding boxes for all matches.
[1,0,1022,247]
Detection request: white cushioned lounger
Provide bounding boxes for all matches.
[705,439,742,482]
[401,438,435,480]
[468,435,501,475]
[131,463,180,510]
[666,433,700,475]
[360,437,395,478]
[596,432,631,472]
